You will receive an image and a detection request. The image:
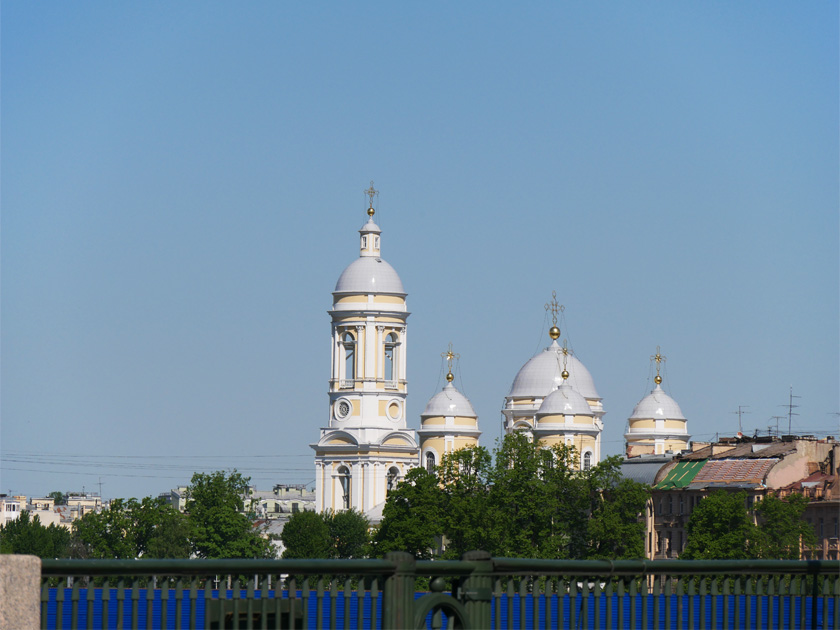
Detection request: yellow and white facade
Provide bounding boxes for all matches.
[502,315,605,467]
[624,350,690,456]
[418,363,481,472]
[311,199,419,517]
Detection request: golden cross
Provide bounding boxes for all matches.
[442,342,459,372]
[364,181,378,208]
[544,290,563,326]
[651,346,666,377]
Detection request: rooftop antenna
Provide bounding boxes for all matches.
[732,405,750,434]
[770,416,786,436]
[780,386,800,435]
[98,477,104,498]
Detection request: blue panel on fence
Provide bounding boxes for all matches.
[45,588,836,629]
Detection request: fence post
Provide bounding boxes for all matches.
[461,550,493,630]
[0,555,41,630]
[383,552,416,630]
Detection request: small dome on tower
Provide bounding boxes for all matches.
[508,340,600,400]
[537,382,594,417]
[629,384,686,421]
[421,382,477,420]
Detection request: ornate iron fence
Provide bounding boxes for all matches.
[41,553,839,629]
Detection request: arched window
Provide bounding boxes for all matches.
[337,466,351,510]
[342,332,355,384]
[387,467,400,494]
[582,451,592,471]
[425,452,436,473]
[384,333,398,383]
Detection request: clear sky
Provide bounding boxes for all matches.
[2,2,838,501]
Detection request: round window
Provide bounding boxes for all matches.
[336,400,351,420]
[387,400,401,421]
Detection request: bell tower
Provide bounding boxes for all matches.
[312,184,419,518]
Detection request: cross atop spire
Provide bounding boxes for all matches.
[560,339,570,380]
[442,342,459,382]
[545,291,564,340]
[364,181,378,216]
[651,346,666,384]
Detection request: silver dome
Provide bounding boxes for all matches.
[508,341,600,400]
[421,383,477,419]
[537,382,593,417]
[629,385,686,420]
[333,257,405,296]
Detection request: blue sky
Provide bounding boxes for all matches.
[2,2,837,500]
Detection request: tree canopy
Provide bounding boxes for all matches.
[72,497,190,559]
[185,470,275,559]
[374,433,649,560]
[683,490,816,560]
[281,509,370,559]
[0,511,70,558]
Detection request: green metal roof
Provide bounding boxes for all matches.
[655,460,707,489]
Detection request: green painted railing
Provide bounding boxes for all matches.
[41,553,840,629]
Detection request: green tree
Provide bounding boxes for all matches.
[374,467,444,559]
[186,470,275,559]
[753,493,816,559]
[72,499,140,558]
[682,490,758,560]
[47,491,66,506]
[0,511,70,558]
[72,497,190,559]
[440,446,493,558]
[585,460,649,560]
[281,511,330,559]
[326,509,370,559]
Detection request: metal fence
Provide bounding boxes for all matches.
[41,553,840,629]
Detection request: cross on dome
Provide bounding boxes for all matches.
[442,342,460,382]
[651,346,666,384]
[545,291,564,340]
[364,181,378,216]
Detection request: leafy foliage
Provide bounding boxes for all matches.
[682,490,757,560]
[282,509,370,559]
[683,490,817,560]
[72,497,190,559]
[281,510,331,559]
[374,433,650,560]
[0,511,70,558]
[47,491,66,506]
[373,467,444,559]
[753,493,816,559]
[185,470,275,559]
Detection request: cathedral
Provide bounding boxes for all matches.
[311,186,691,518]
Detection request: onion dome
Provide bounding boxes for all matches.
[629,384,686,421]
[508,340,600,400]
[537,382,594,418]
[421,382,477,420]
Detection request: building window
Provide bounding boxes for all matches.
[425,452,436,472]
[678,494,684,515]
[337,466,351,510]
[361,236,367,249]
[343,333,356,382]
[374,236,380,248]
[384,333,398,382]
[292,503,299,513]
[582,451,592,471]
[387,467,400,494]
[668,495,673,515]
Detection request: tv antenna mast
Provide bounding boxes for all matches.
[732,405,750,434]
[780,387,800,435]
[770,416,786,437]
